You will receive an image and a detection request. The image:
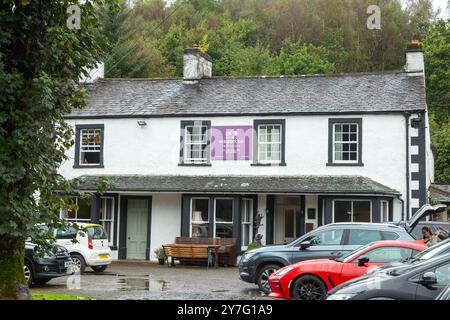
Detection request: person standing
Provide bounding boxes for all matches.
[422,226,441,247]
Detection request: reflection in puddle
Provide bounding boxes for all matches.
[244,288,265,297]
[116,275,167,292]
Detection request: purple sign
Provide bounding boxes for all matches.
[211,126,253,160]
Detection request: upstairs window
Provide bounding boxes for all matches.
[328,119,362,166]
[253,119,286,166]
[258,124,281,163]
[74,124,104,167]
[180,121,211,165]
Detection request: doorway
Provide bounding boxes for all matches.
[274,196,300,244]
[120,196,152,260]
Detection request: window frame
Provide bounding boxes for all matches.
[74,124,104,168]
[252,119,286,166]
[61,196,91,222]
[99,197,115,246]
[327,118,363,166]
[381,200,390,222]
[189,197,210,237]
[332,199,372,223]
[241,198,253,249]
[213,197,234,238]
[180,120,211,166]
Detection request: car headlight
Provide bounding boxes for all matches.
[241,251,257,263]
[326,293,357,300]
[43,252,56,259]
[275,266,294,276]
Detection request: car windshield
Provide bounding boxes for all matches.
[336,243,372,262]
[411,239,450,261]
[84,226,108,239]
[386,255,446,277]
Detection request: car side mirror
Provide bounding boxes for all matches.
[299,241,311,250]
[420,272,437,286]
[358,257,370,267]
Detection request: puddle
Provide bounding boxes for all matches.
[211,289,229,293]
[116,275,167,292]
[243,288,266,297]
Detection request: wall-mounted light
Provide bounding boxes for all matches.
[137,120,147,127]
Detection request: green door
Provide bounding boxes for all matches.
[126,199,148,259]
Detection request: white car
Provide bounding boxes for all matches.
[39,223,112,273]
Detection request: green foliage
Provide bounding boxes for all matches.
[31,291,95,300]
[0,0,117,298]
[154,247,166,259]
[247,242,263,251]
[104,0,441,77]
[422,20,450,183]
[277,41,335,75]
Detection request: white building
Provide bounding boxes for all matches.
[60,42,433,261]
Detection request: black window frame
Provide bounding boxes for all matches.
[73,124,104,168]
[252,119,286,166]
[179,120,211,166]
[327,118,363,166]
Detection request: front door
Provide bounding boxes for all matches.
[275,206,298,244]
[126,199,148,259]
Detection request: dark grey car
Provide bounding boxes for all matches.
[239,204,446,293]
[366,238,450,275]
[327,253,450,300]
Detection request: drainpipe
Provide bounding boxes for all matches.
[397,196,405,222]
[404,112,411,221]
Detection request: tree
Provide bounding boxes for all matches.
[276,41,336,75]
[422,20,450,183]
[0,0,116,299]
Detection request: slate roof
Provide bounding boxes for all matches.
[430,184,450,203]
[73,175,401,195]
[67,72,426,118]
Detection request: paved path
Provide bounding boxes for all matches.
[31,261,272,300]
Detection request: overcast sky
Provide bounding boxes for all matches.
[432,0,449,18]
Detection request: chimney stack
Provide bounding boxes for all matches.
[183,44,212,83]
[405,38,424,76]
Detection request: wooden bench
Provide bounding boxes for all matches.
[162,244,216,267]
[175,237,238,266]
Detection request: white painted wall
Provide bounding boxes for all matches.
[149,193,181,261]
[60,113,420,222]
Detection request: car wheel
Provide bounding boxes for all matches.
[70,254,86,273]
[291,275,327,300]
[91,265,108,273]
[257,264,280,294]
[24,261,33,286]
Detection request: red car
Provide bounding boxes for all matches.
[268,240,427,300]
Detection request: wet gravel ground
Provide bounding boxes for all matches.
[30,261,273,300]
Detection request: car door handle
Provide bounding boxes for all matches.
[331,252,342,256]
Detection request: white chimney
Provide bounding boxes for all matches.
[183,45,212,83]
[405,39,424,76]
[79,62,104,83]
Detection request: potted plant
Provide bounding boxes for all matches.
[154,247,166,265]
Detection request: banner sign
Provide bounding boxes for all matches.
[211,125,253,160]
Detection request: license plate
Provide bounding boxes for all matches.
[99,254,109,259]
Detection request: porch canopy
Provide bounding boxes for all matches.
[73,174,400,195]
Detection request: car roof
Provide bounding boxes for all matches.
[325,222,405,231]
[369,240,427,250]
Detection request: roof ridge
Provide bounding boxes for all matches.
[97,70,408,82]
